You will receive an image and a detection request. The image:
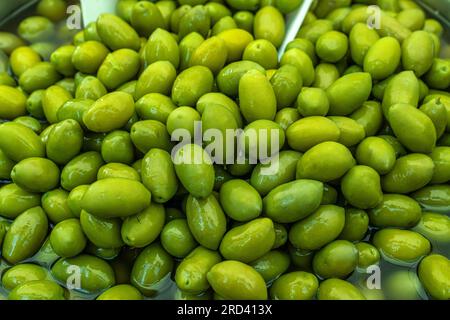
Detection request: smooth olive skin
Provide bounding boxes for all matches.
[161,219,197,258]
[424,58,450,90]
[0,122,45,162]
[350,100,383,137]
[316,31,348,63]
[80,210,123,249]
[130,120,172,154]
[296,142,356,182]
[270,64,303,110]
[250,151,302,196]
[382,71,420,117]
[178,5,211,39]
[339,208,369,242]
[356,242,380,269]
[378,135,408,158]
[242,119,285,160]
[286,117,340,152]
[297,87,330,117]
[207,260,268,300]
[26,89,45,119]
[243,39,278,70]
[0,85,27,120]
[402,31,434,77]
[67,185,89,218]
[83,92,135,133]
[121,203,165,248]
[131,243,174,296]
[429,147,450,184]
[9,117,40,136]
[0,184,41,220]
[50,45,76,77]
[134,61,177,100]
[100,131,135,165]
[135,93,176,124]
[1,264,50,291]
[313,240,358,279]
[98,165,137,183]
[327,116,365,147]
[169,106,203,137]
[390,104,437,153]
[285,36,317,63]
[263,180,323,223]
[312,63,339,89]
[373,229,431,264]
[190,36,227,74]
[186,194,227,251]
[219,179,262,222]
[254,6,285,48]
[217,60,265,97]
[175,246,222,293]
[197,92,241,123]
[321,184,338,205]
[272,223,288,249]
[174,144,215,199]
[97,14,140,51]
[280,48,315,87]
[413,212,450,243]
[61,152,104,191]
[275,108,300,131]
[179,31,204,70]
[52,254,116,294]
[326,73,372,116]
[381,154,435,194]
[363,37,401,80]
[219,218,276,263]
[349,23,379,66]
[411,185,450,214]
[0,220,7,247]
[269,271,318,300]
[2,207,48,264]
[46,119,83,165]
[369,194,422,228]
[317,278,366,300]
[97,49,140,90]
[42,188,75,224]
[56,98,93,127]
[0,31,26,55]
[341,165,383,210]
[250,250,290,284]
[289,205,345,251]
[9,280,65,300]
[172,66,214,107]
[239,69,277,123]
[72,41,109,74]
[42,85,73,124]
[19,61,61,93]
[418,254,450,300]
[420,99,447,141]
[81,178,151,218]
[131,2,165,37]
[142,149,178,204]
[355,137,397,175]
[50,218,87,258]
[96,284,142,300]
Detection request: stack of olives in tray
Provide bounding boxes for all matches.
[0,0,449,300]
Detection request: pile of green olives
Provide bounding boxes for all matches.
[0,0,449,301]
